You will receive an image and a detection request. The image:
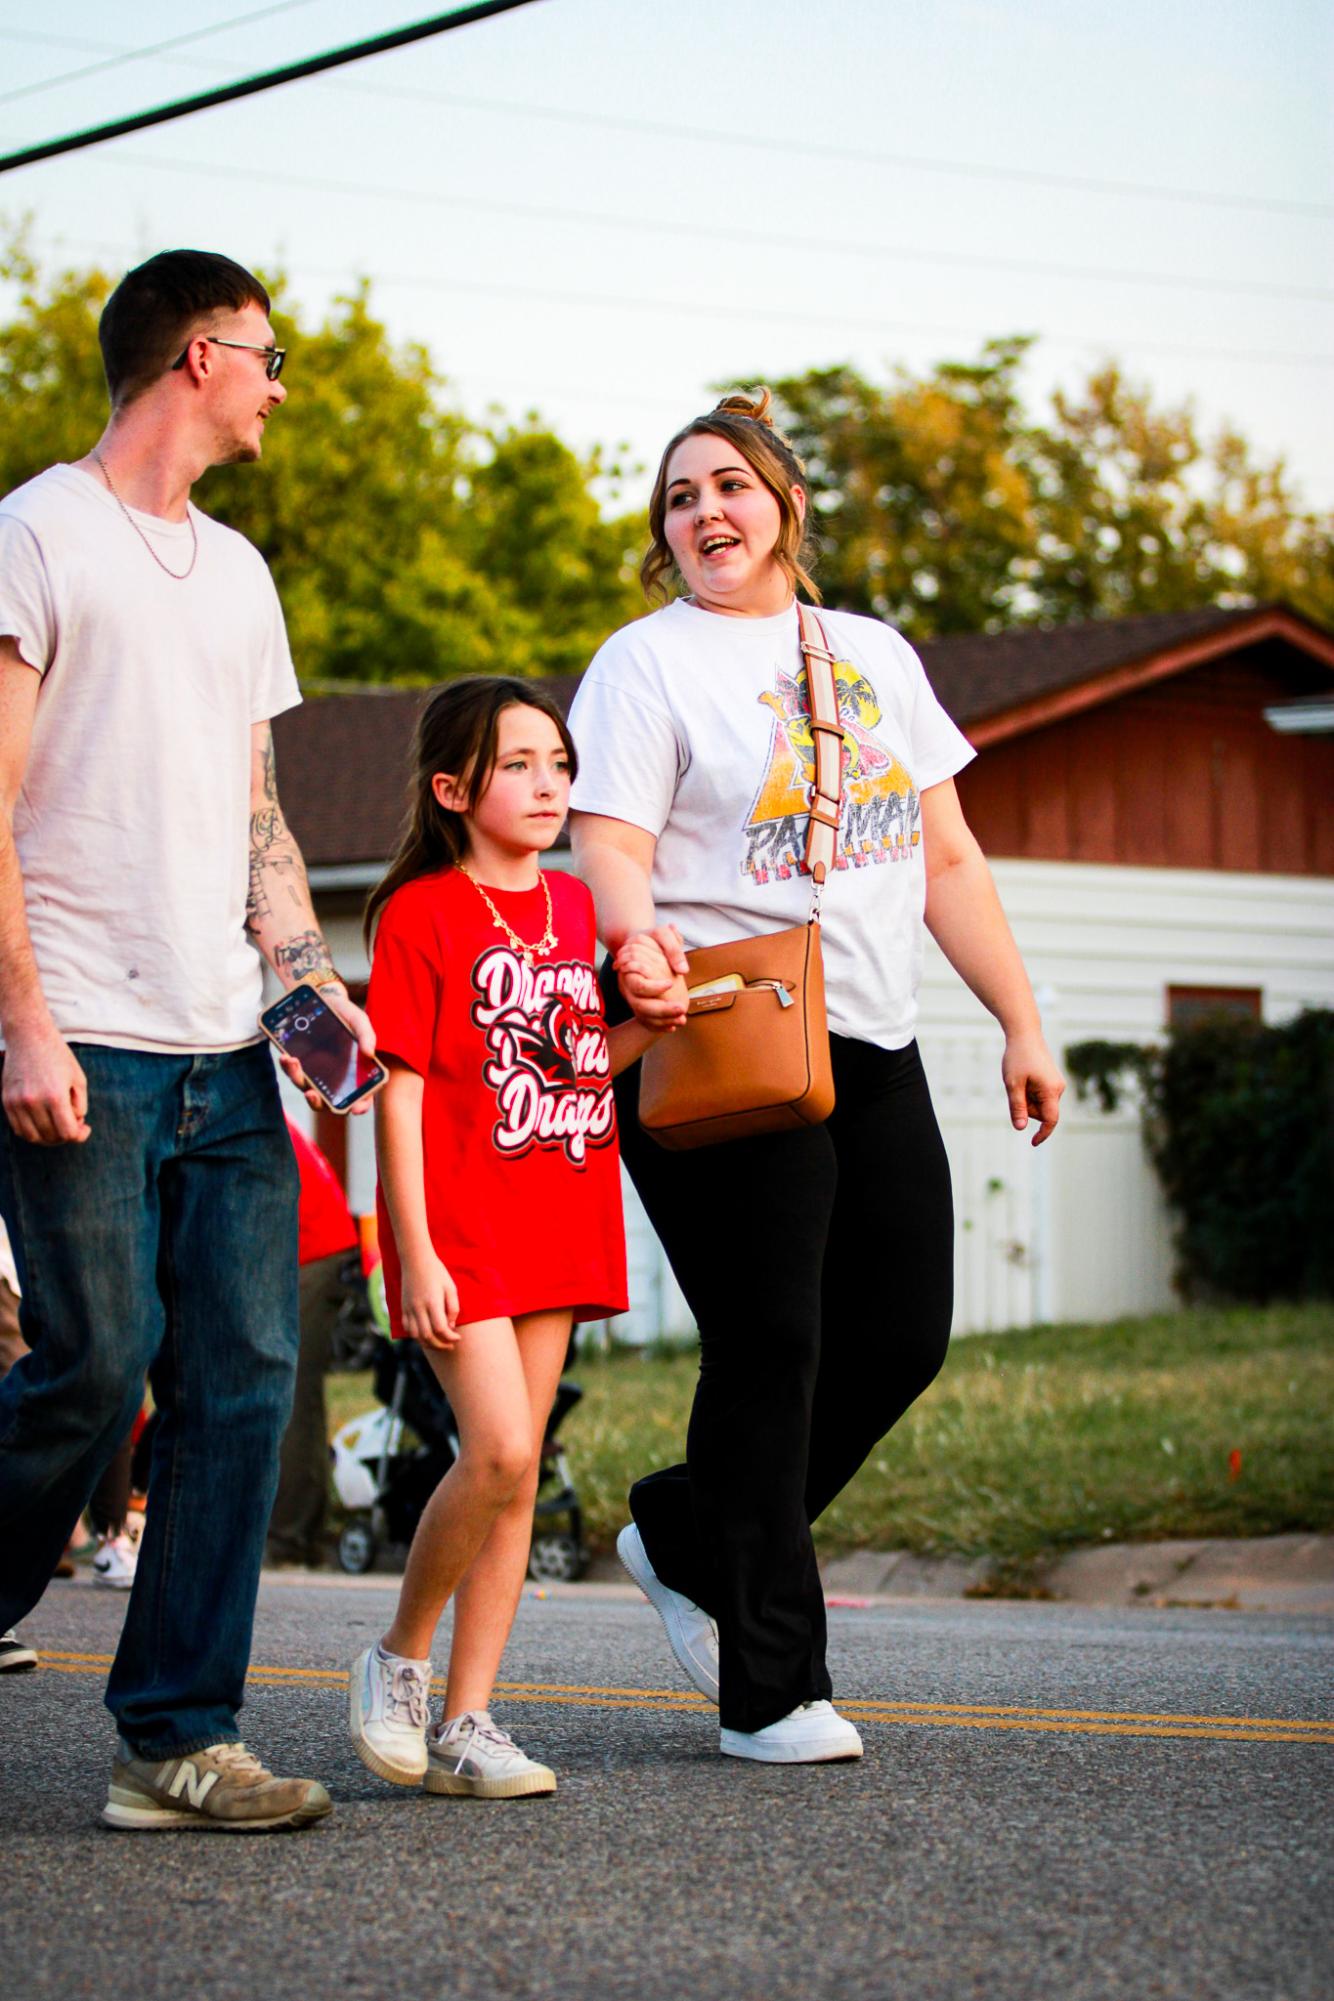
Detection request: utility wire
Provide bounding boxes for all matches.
[0,1,326,108]
[23,232,1331,373]
[2,25,1326,223]
[317,82,1334,225]
[98,147,1334,309]
[0,1,545,175]
[0,32,125,56]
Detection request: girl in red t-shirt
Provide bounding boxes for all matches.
[348,676,673,1801]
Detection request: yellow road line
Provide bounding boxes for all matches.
[33,1653,1334,1744]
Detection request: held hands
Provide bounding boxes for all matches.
[2,1018,91,1145]
[1002,1030,1066,1147]
[399,1247,461,1349]
[614,927,690,1033]
[278,983,380,1116]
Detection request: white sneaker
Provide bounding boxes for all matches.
[348,1644,431,1786]
[616,1522,719,1703]
[425,1711,556,1799]
[92,1532,138,1590]
[721,1700,864,1765]
[0,1629,37,1672]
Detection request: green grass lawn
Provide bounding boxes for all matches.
[327,1302,1333,1573]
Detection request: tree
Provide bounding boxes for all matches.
[6,236,1329,669]
[0,236,645,683]
[0,238,110,496]
[761,345,1334,637]
[459,423,647,679]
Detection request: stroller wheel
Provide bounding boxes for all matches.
[528,1533,587,1584]
[338,1518,378,1575]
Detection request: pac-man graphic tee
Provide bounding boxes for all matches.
[569,599,975,1050]
[367,868,628,1337]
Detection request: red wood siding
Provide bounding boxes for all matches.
[954,641,1334,874]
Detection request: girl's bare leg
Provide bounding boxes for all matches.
[443,1308,572,1718]
[381,1316,536,1663]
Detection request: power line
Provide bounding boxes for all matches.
[0,2,547,175]
[95,147,1334,309]
[0,32,124,56]
[3,22,1324,225]
[21,232,1332,374]
[314,81,1334,226]
[0,1,326,109]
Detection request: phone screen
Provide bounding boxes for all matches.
[261,987,383,1111]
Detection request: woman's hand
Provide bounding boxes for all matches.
[615,927,689,1032]
[1002,1030,1065,1147]
[399,1248,461,1349]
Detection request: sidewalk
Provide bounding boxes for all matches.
[577,1531,1334,1615]
[255,1531,1334,1612]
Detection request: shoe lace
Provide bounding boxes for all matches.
[444,1710,519,1768]
[387,1661,431,1730]
[207,1743,270,1778]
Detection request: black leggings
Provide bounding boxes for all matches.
[608,980,954,1733]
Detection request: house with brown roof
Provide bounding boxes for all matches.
[275,603,1334,1336]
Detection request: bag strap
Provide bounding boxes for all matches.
[796,602,843,899]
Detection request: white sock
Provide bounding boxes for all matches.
[376,1641,431,1670]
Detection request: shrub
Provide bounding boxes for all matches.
[1066,1010,1334,1303]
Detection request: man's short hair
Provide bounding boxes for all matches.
[98,249,271,408]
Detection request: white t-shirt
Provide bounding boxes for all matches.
[569,598,975,1050]
[0,464,300,1052]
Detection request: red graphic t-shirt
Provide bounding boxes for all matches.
[367,867,628,1337]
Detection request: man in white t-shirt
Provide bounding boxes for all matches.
[0,250,375,1830]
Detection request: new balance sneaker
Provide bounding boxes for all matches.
[720,1700,864,1765]
[102,1739,333,1831]
[92,1531,138,1590]
[616,1522,719,1703]
[348,1643,431,1786]
[0,1629,36,1672]
[425,1711,556,1799]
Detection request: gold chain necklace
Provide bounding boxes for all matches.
[91,450,199,582]
[456,862,557,966]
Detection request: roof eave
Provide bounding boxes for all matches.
[965,607,1334,749]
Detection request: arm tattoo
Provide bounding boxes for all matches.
[260,727,279,804]
[247,727,333,980]
[245,849,271,935]
[250,805,284,855]
[274,930,335,984]
[246,808,304,933]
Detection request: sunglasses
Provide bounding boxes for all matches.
[172,336,286,381]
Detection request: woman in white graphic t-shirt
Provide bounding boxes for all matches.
[569,392,1064,1766]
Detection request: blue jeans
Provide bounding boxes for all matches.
[0,1042,298,1756]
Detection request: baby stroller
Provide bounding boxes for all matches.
[330,1335,589,1582]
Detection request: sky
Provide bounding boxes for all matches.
[1,0,1330,513]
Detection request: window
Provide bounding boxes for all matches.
[1166,985,1262,1030]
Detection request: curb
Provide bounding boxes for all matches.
[249,1532,1334,1615]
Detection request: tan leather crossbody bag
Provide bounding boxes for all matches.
[638,603,843,1150]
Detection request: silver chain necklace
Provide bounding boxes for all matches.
[90,450,199,582]
[456,862,557,966]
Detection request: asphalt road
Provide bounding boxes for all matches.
[5,1573,1332,2001]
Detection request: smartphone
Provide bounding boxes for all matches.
[259,984,386,1114]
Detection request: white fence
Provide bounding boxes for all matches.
[303,860,1334,1346]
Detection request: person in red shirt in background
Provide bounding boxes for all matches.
[266,1121,361,1568]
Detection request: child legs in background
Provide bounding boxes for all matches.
[89,1425,139,1590]
[349,1308,572,1796]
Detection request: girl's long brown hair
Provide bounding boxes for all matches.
[363,676,578,950]
[640,388,820,606]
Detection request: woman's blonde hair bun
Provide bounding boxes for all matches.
[710,387,775,428]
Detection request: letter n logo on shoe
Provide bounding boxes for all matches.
[167,1760,219,1808]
